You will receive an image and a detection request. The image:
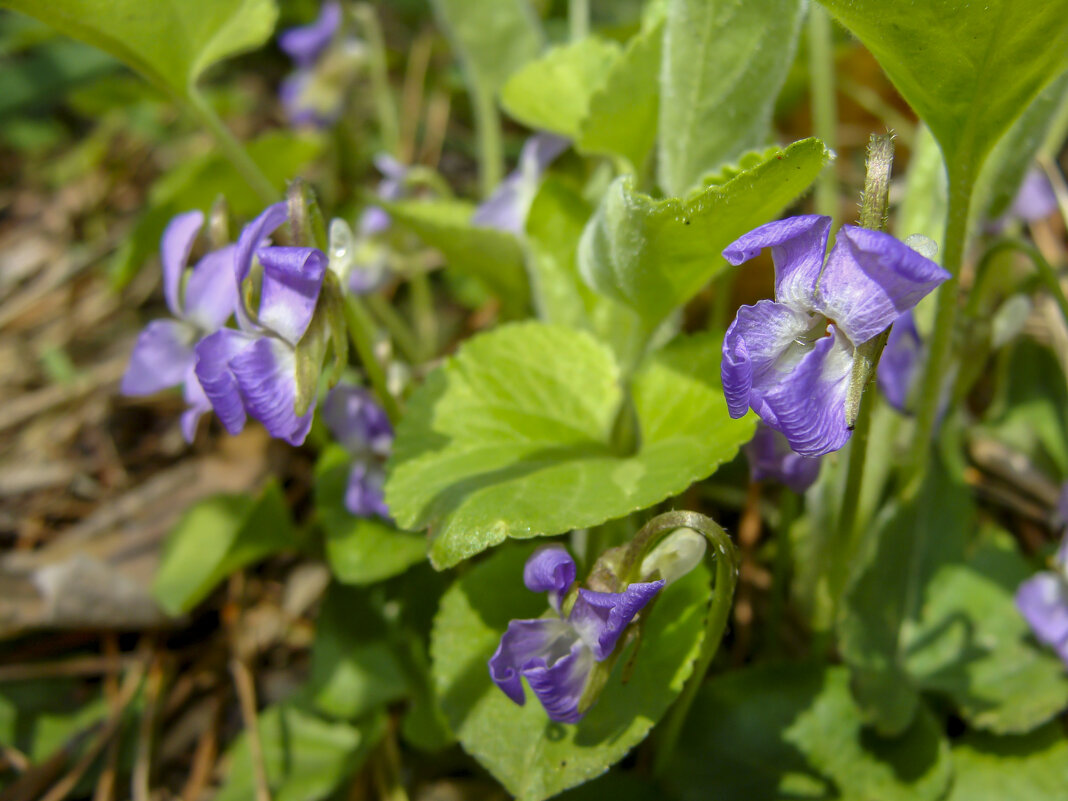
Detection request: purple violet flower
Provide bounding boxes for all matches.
[721,215,950,456]
[488,545,664,723]
[194,202,328,446]
[746,424,821,493]
[1010,167,1059,224]
[321,384,394,519]
[472,133,569,235]
[278,2,365,128]
[121,210,238,442]
[1016,531,1068,669]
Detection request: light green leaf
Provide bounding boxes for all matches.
[906,532,1068,734]
[316,444,426,585]
[111,130,324,287]
[430,0,542,96]
[525,177,647,368]
[385,323,754,568]
[431,544,711,801]
[308,584,410,720]
[383,199,530,314]
[152,481,297,616]
[215,702,384,801]
[579,138,831,328]
[0,0,277,98]
[664,663,952,801]
[946,724,1068,801]
[896,124,948,252]
[576,21,663,171]
[816,0,1068,183]
[500,37,621,138]
[658,0,804,196]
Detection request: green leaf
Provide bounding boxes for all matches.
[905,532,1068,734]
[500,38,621,138]
[152,481,296,615]
[977,70,1068,221]
[657,0,804,196]
[663,663,952,801]
[316,445,426,585]
[383,199,530,314]
[110,131,324,287]
[815,0,1068,183]
[215,702,384,801]
[308,584,411,720]
[525,177,647,368]
[576,22,663,171]
[579,138,831,328]
[896,124,948,251]
[431,544,711,801]
[946,724,1068,801]
[430,0,542,97]
[0,0,277,98]
[385,323,755,568]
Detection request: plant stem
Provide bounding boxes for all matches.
[409,270,438,360]
[187,90,277,205]
[569,0,589,41]
[652,516,738,776]
[354,3,401,155]
[967,238,1068,329]
[765,489,798,657]
[473,88,503,198]
[830,385,875,603]
[901,174,973,496]
[807,4,838,222]
[366,293,423,364]
[343,294,402,423]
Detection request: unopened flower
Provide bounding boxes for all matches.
[472,133,569,234]
[321,383,393,519]
[1016,530,1068,669]
[489,545,663,723]
[194,202,328,446]
[746,424,821,493]
[121,210,237,441]
[278,2,365,128]
[722,215,949,456]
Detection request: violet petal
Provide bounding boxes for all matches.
[1016,572,1068,654]
[161,210,204,318]
[722,215,831,311]
[816,226,950,345]
[488,617,575,706]
[877,309,922,413]
[523,546,577,613]
[228,336,314,446]
[522,638,595,723]
[183,244,239,332]
[322,384,393,455]
[256,246,328,346]
[344,461,391,519]
[121,319,196,396]
[279,1,342,67]
[746,424,821,493]
[193,328,257,435]
[569,580,664,661]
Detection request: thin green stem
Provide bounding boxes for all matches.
[342,295,402,423]
[967,238,1068,329]
[652,514,738,776]
[354,4,400,155]
[366,293,423,365]
[830,384,875,605]
[901,175,973,496]
[807,4,838,222]
[473,88,503,198]
[408,270,438,360]
[569,0,589,41]
[186,90,277,205]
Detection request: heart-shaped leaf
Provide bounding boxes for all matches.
[385,323,754,569]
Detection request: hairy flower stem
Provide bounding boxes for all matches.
[342,295,402,424]
[807,4,838,222]
[187,90,277,205]
[829,134,893,612]
[634,512,738,777]
[901,174,973,497]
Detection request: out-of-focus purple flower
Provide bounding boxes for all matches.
[1011,168,1058,223]
[488,545,663,723]
[1016,531,1068,669]
[278,2,365,128]
[194,202,328,446]
[472,133,569,235]
[746,424,821,493]
[722,216,949,456]
[121,210,238,442]
[876,309,922,413]
[322,383,393,519]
